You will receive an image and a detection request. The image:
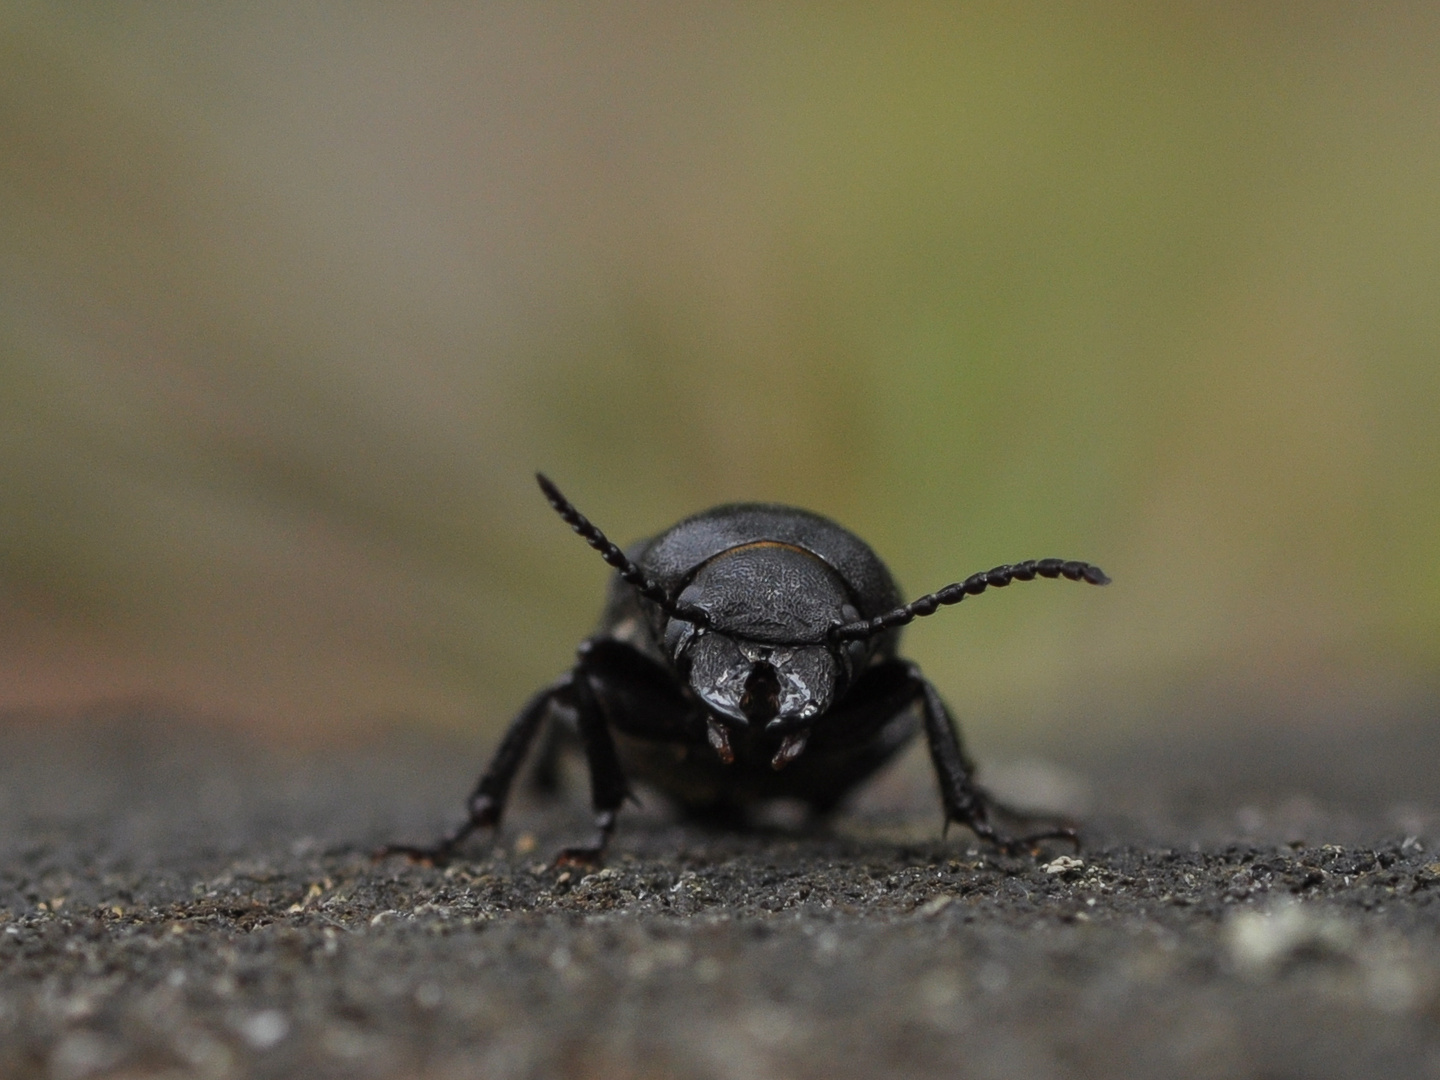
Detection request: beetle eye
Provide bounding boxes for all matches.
[662,616,700,659]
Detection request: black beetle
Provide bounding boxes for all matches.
[385,474,1109,865]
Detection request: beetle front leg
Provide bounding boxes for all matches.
[552,650,632,868]
[911,666,1078,855]
[378,675,568,865]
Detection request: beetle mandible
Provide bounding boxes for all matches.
[385,474,1109,865]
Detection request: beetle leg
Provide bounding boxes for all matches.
[526,708,571,793]
[971,785,1081,832]
[553,657,632,867]
[377,675,568,865]
[788,661,922,815]
[578,638,701,743]
[911,666,1078,855]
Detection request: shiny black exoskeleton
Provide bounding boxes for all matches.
[386,475,1109,865]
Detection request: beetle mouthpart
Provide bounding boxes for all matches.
[706,719,735,765]
[765,714,814,734]
[739,662,782,726]
[770,732,808,771]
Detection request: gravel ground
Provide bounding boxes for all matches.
[2,707,1440,1080]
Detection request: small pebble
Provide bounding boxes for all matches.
[238,1010,290,1051]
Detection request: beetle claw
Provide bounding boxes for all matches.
[950,818,1080,858]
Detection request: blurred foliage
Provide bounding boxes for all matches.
[1,4,1437,739]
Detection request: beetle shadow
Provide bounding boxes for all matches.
[675,796,831,838]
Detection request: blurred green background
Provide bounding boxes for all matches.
[2,4,1437,747]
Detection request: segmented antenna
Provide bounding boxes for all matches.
[536,474,708,626]
[828,559,1110,642]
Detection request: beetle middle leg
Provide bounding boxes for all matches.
[910,664,1078,854]
[551,650,634,867]
[526,708,576,794]
[377,675,569,865]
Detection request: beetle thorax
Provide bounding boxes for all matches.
[677,544,851,643]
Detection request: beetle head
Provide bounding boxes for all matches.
[662,545,869,744]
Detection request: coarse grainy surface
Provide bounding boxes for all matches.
[2,707,1440,1080]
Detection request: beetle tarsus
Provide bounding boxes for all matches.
[976,785,1080,833]
[553,809,616,868]
[374,822,473,867]
[958,815,1081,857]
[374,790,502,865]
[913,666,1080,856]
[379,679,562,863]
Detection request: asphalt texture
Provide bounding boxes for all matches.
[3,706,1440,1080]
